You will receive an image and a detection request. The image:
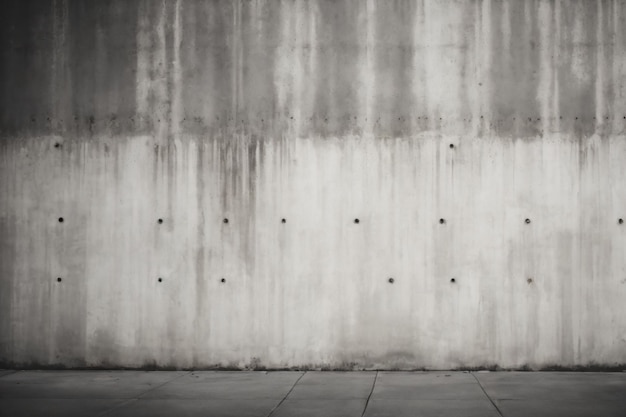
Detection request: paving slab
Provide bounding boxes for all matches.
[495,399,626,417]
[271,399,366,417]
[0,371,187,399]
[474,372,626,401]
[140,371,302,400]
[363,399,501,417]
[287,371,375,400]
[0,399,126,417]
[372,372,486,400]
[105,398,278,417]
[0,370,623,417]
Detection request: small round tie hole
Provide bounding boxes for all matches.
[354,219,360,224]
[158,218,163,224]
[281,218,286,224]
[439,218,445,224]
[619,219,624,225]
[388,277,394,283]
[223,218,229,224]
[449,144,454,149]
[525,218,531,224]
[57,277,62,282]
[220,278,226,283]
[450,278,456,283]
[527,278,533,284]
[158,278,163,283]
[54,143,61,148]
[58,217,64,223]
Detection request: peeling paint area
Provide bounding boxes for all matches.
[1,0,626,370]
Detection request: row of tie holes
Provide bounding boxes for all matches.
[55,276,540,285]
[157,217,626,225]
[53,215,626,285]
[46,114,626,137]
[52,140,626,151]
[54,143,460,150]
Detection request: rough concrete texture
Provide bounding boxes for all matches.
[1,0,626,369]
[1,371,625,417]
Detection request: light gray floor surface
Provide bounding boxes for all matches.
[0,370,625,416]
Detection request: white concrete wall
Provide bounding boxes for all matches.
[1,0,626,369]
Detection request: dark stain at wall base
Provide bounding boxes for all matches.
[1,361,624,372]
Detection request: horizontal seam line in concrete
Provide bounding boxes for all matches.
[266,371,306,417]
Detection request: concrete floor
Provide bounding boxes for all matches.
[0,370,625,417]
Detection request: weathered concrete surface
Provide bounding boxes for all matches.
[1,0,626,369]
[1,371,625,417]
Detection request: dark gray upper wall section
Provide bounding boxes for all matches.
[1,0,626,139]
[0,0,139,137]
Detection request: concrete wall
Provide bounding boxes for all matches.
[1,0,626,370]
